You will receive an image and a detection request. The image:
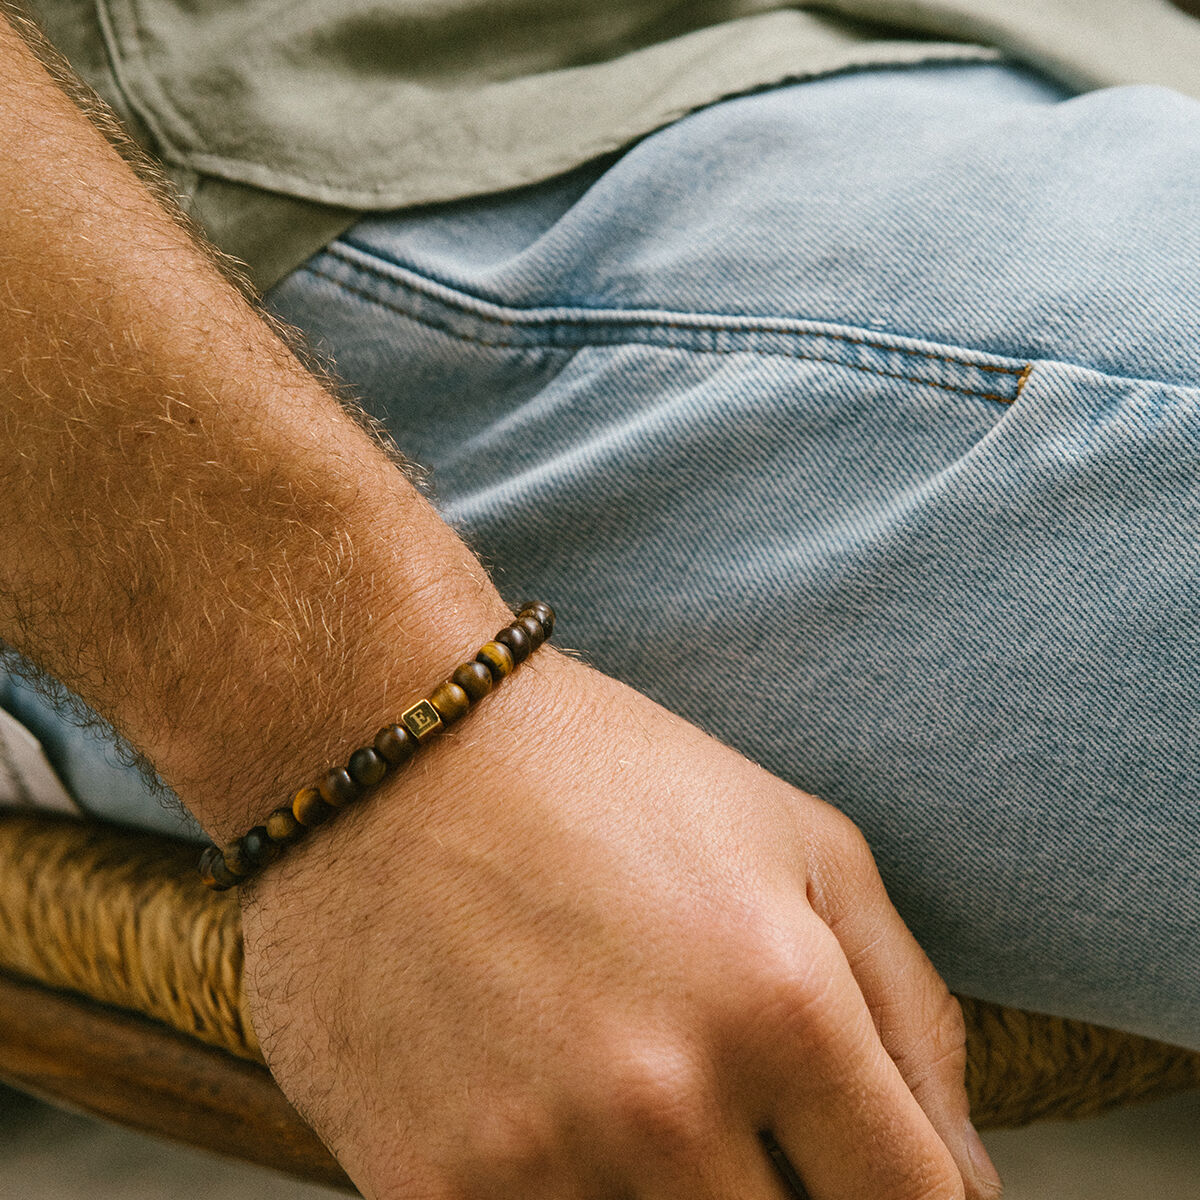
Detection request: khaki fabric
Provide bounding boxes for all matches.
[24,0,1200,289]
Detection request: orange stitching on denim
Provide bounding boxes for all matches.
[324,249,1028,380]
[305,266,1019,404]
[1016,363,1034,396]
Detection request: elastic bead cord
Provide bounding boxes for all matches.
[198,602,556,891]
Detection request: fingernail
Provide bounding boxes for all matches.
[964,1119,1004,1197]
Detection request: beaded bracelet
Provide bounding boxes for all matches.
[198,601,555,891]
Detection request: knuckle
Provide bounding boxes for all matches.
[930,988,968,1063]
[879,1136,966,1200]
[740,923,847,1049]
[806,807,885,912]
[827,811,879,883]
[889,986,968,1090]
[907,1180,966,1200]
[908,1163,968,1200]
[809,797,868,852]
[604,1043,716,1157]
[457,1099,558,1189]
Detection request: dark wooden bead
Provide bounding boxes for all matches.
[319,766,359,808]
[212,856,240,889]
[476,640,515,680]
[241,826,274,868]
[495,623,531,663]
[374,723,416,766]
[348,746,387,788]
[430,681,471,723]
[515,613,545,650]
[519,601,555,639]
[222,839,253,877]
[292,784,332,827]
[265,806,302,843]
[198,845,227,889]
[452,660,493,702]
[200,844,240,890]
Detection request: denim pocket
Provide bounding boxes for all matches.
[270,243,1200,1049]
[282,235,1031,489]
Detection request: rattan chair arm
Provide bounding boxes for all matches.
[2,808,1198,1156]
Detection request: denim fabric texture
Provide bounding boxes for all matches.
[7,61,1200,1050]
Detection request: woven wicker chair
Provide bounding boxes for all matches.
[2,809,1198,1193]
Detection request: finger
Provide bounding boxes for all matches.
[749,915,968,1200]
[629,1120,809,1200]
[804,808,1002,1199]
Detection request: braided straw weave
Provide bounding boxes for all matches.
[0,811,259,1061]
[1,809,1199,1127]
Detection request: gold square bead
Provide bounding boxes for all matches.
[401,698,443,741]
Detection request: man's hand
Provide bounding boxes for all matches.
[0,15,1000,1199]
[244,650,1001,1200]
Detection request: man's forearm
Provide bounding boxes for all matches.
[0,16,507,839]
[0,23,1006,1200]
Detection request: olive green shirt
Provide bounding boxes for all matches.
[27,0,1200,290]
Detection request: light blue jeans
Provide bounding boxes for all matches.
[6,60,1200,1051]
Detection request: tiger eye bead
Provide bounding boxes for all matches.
[519,601,555,639]
[374,723,416,766]
[476,640,515,680]
[430,681,471,723]
[265,806,302,843]
[319,766,360,808]
[515,613,546,649]
[452,660,494,702]
[292,784,332,827]
[348,746,387,788]
[241,825,274,868]
[495,623,531,663]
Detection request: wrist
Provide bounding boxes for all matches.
[201,600,558,887]
[156,484,515,843]
[237,640,578,916]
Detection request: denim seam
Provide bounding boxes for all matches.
[326,243,1024,377]
[303,262,1024,406]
